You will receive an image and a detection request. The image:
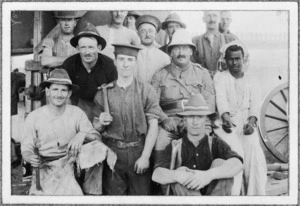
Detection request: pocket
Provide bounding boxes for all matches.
[184,79,202,95]
[159,82,179,99]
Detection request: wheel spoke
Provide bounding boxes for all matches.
[265,114,288,123]
[267,126,288,133]
[270,100,287,116]
[274,133,288,147]
[280,90,287,103]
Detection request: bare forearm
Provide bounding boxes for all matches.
[86,133,102,142]
[152,167,178,185]
[22,151,34,163]
[41,56,67,67]
[209,158,243,180]
[141,118,158,158]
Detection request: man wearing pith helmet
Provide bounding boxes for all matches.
[151,29,216,170]
[135,15,170,83]
[152,93,243,196]
[41,11,82,69]
[160,12,187,54]
[63,22,117,122]
[93,44,161,195]
[21,68,105,195]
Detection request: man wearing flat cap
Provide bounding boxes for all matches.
[96,11,141,59]
[152,93,243,196]
[62,22,117,122]
[41,11,82,69]
[135,15,170,83]
[160,12,187,54]
[151,29,215,161]
[21,68,108,195]
[93,44,161,195]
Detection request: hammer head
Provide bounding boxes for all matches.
[97,82,114,90]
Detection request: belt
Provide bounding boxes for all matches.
[104,138,142,149]
[160,99,188,111]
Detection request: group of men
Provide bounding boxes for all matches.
[20,10,267,196]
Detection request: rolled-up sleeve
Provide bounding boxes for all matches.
[41,38,54,57]
[144,85,162,120]
[77,108,99,135]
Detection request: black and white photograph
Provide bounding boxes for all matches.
[2,1,298,205]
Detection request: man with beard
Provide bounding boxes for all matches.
[214,41,267,195]
[62,22,117,122]
[151,29,215,176]
[96,10,141,59]
[192,11,236,78]
[135,15,170,83]
[219,11,238,39]
[159,12,187,54]
[41,11,81,69]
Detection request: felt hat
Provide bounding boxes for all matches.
[177,94,214,116]
[70,22,106,49]
[162,12,186,30]
[53,11,83,19]
[40,68,79,92]
[135,15,161,32]
[167,29,196,53]
[127,11,141,19]
[112,44,142,58]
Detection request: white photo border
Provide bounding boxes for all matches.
[2,1,298,205]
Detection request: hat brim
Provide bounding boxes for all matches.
[167,44,196,54]
[70,33,106,50]
[40,81,79,92]
[177,110,214,116]
[162,20,186,30]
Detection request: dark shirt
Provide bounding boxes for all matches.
[93,78,161,142]
[155,134,243,195]
[62,53,117,104]
[11,70,25,115]
[159,44,168,54]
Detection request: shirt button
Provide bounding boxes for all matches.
[196,153,199,156]
[193,165,196,168]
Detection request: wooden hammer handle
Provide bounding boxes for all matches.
[102,88,110,113]
[33,147,42,191]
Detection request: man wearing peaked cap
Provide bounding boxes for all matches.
[160,12,187,54]
[41,11,83,69]
[135,15,170,83]
[151,29,216,185]
[96,11,141,59]
[62,22,117,124]
[152,93,243,196]
[93,43,162,195]
[21,68,108,195]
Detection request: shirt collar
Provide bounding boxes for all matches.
[171,61,193,74]
[204,30,220,38]
[183,133,208,148]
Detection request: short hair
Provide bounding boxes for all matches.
[225,45,244,59]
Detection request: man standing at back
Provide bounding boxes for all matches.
[63,22,117,122]
[135,15,170,83]
[192,11,236,77]
[160,12,187,54]
[219,11,238,39]
[41,11,81,69]
[96,10,141,59]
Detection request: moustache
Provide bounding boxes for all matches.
[177,55,186,59]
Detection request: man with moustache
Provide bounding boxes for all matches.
[151,29,215,169]
[62,23,117,122]
[41,11,81,69]
[219,11,238,39]
[135,15,170,83]
[214,41,267,195]
[96,10,141,59]
[152,94,243,196]
[160,12,187,54]
[93,44,161,195]
[192,11,236,77]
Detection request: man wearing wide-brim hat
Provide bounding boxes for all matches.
[93,44,162,195]
[151,29,216,173]
[159,12,187,54]
[62,22,117,123]
[21,68,109,195]
[41,11,84,69]
[135,14,170,83]
[152,93,243,196]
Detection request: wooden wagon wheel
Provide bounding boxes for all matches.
[259,82,289,163]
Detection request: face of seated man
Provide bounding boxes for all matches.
[184,115,207,138]
[46,84,71,107]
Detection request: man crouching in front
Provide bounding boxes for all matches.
[152,93,243,196]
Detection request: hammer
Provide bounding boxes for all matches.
[33,137,42,191]
[98,83,114,113]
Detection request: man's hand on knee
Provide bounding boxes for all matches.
[183,170,213,191]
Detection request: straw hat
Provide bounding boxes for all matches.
[177,94,213,116]
[40,68,79,92]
